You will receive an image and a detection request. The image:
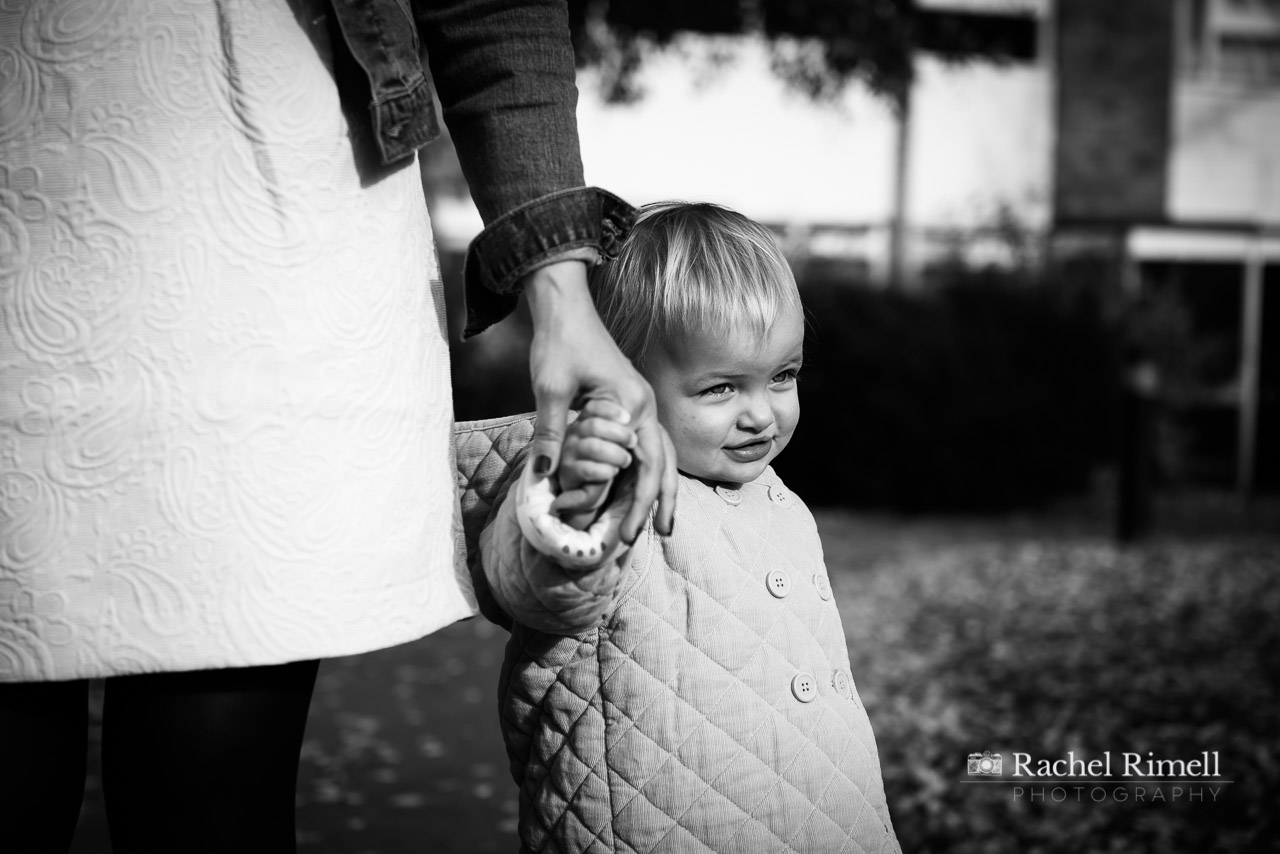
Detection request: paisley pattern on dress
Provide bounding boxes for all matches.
[0,0,476,682]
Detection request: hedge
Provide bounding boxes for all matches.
[451,265,1122,513]
[767,271,1119,511]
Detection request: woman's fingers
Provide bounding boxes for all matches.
[623,416,675,542]
[523,261,672,539]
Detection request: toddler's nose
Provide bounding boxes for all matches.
[736,393,775,432]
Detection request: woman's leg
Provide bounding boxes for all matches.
[0,679,89,854]
[102,659,319,854]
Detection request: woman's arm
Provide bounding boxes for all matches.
[416,0,583,222]
[523,261,677,543]
[416,0,677,540]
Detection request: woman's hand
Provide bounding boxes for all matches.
[523,260,677,542]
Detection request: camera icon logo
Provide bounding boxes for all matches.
[968,751,1002,776]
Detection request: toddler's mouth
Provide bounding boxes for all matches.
[723,438,772,463]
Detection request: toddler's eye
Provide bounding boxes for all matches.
[772,369,800,385]
[699,383,732,397]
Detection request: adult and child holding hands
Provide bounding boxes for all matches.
[0,1,898,851]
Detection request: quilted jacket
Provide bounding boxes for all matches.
[455,414,901,854]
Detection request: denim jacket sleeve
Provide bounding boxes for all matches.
[459,187,633,337]
[414,0,635,337]
[328,0,635,336]
[415,0,635,337]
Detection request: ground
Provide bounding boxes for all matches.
[70,489,1280,853]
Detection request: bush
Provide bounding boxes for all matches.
[450,310,536,422]
[444,248,538,422]
[776,270,1120,512]
[832,528,1280,854]
[448,255,1122,513]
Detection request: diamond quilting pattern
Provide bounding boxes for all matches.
[455,413,536,551]
[467,415,900,853]
[455,413,539,627]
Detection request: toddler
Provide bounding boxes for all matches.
[477,202,901,853]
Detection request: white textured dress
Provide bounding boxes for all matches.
[0,0,476,681]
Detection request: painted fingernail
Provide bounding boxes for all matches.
[534,455,552,475]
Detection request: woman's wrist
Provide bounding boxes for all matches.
[523,259,594,332]
[522,263,606,350]
[461,188,635,339]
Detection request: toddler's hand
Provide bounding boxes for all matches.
[554,399,637,530]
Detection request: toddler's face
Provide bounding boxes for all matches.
[645,305,803,485]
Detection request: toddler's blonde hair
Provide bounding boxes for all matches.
[590,202,801,367]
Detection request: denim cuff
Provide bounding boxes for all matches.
[327,0,441,165]
[462,187,636,339]
[370,76,440,164]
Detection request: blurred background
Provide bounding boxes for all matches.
[72,0,1280,851]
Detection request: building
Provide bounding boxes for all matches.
[422,0,1279,491]
[1052,0,1280,493]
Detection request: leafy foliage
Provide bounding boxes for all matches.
[566,0,1037,104]
[760,0,915,102]
[826,518,1280,854]
[777,273,1120,512]
[451,254,1123,514]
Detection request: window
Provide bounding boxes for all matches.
[1183,0,1280,83]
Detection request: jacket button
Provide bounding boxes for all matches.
[715,485,741,505]
[765,569,791,598]
[813,573,832,601]
[791,672,818,703]
[831,668,851,698]
[768,485,792,507]
[387,122,404,138]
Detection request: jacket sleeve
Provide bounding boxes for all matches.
[415,0,581,223]
[413,0,635,336]
[479,458,629,635]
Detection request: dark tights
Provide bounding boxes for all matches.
[0,660,318,854]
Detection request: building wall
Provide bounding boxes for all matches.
[1168,76,1280,225]
[909,55,1052,231]
[1054,0,1176,224]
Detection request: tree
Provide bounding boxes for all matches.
[565,0,1040,287]
[567,0,1038,107]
